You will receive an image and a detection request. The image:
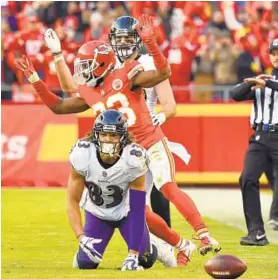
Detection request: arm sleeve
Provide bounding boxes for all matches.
[129,189,146,251]
[230,82,256,101]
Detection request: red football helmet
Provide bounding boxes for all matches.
[73,41,116,87]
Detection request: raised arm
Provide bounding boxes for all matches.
[44,28,78,93]
[16,55,90,114]
[131,14,171,88]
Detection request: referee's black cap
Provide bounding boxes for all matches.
[269,38,278,53]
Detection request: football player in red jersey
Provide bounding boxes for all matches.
[17,14,221,262]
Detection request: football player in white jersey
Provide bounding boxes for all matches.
[43,15,220,264]
[109,16,193,232]
[68,109,157,271]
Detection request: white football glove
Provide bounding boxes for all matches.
[79,236,103,264]
[150,112,166,126]
[44,28,62,54]
[121,253,144,271]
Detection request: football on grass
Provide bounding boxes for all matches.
[204,254,247,279]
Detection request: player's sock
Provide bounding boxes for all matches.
[161,182,207,232]
[145,206,180,247]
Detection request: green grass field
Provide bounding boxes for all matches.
[2,188,278,279]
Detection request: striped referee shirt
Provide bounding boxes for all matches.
[230,70,278,126]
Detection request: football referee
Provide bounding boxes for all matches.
[230,38,278,246]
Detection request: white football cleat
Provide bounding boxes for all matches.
[150,233,177,267]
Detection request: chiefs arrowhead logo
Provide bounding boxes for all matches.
[112,79,123,91]
[95,44,111,54]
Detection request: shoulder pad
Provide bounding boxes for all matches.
[138,54,155,71]
[125,60,145,80]
[69,139,93,176]
[126,143,148,171]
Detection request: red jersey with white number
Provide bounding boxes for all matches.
[78,60,164,149]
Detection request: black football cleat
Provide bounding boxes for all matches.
[240,229,269,246]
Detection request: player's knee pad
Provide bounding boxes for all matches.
[138,244,158,269]
[74,252,99,270]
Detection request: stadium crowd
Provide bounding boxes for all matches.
[2,1,278,102]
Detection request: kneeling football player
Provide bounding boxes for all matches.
[67,109,157,270]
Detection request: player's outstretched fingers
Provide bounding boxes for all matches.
[149,15,154,27]
[16,55,29,71]
[145,14,152,26]
[15,60,25,71]
[141,14,147,27]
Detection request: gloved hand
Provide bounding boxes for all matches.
[79,236,103,264]
[121,253,144,271]
[150,112,166,126]
[16,55,40,83]
[44,28,62,54]
[135,14,155,44]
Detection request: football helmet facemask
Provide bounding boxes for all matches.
[109,16,142,60]
[93,110,129,156]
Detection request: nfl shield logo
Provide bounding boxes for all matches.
[102,171,107,177]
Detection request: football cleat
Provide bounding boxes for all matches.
[194,234,221,256]
[176,239,196,266]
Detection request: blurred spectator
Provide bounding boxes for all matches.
[1,42,17,100]
[63,2,83,41]
[1,1,278,103]
[84,12,109,42]
[182,2,212,29]
[209,32,240,86]
[236,33,262,81]
[208,11,228,33]
[169,8,185,39]
[209,31,240,99]
[35,1,59,26]
[1,6,17,31]
[156,1,173,39]
[165,24,201,102]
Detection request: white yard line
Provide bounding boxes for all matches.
[182,188,278,244]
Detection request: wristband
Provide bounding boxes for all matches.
[53,53,64,62]
[27,72,40,84]
[77,233,84,240]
